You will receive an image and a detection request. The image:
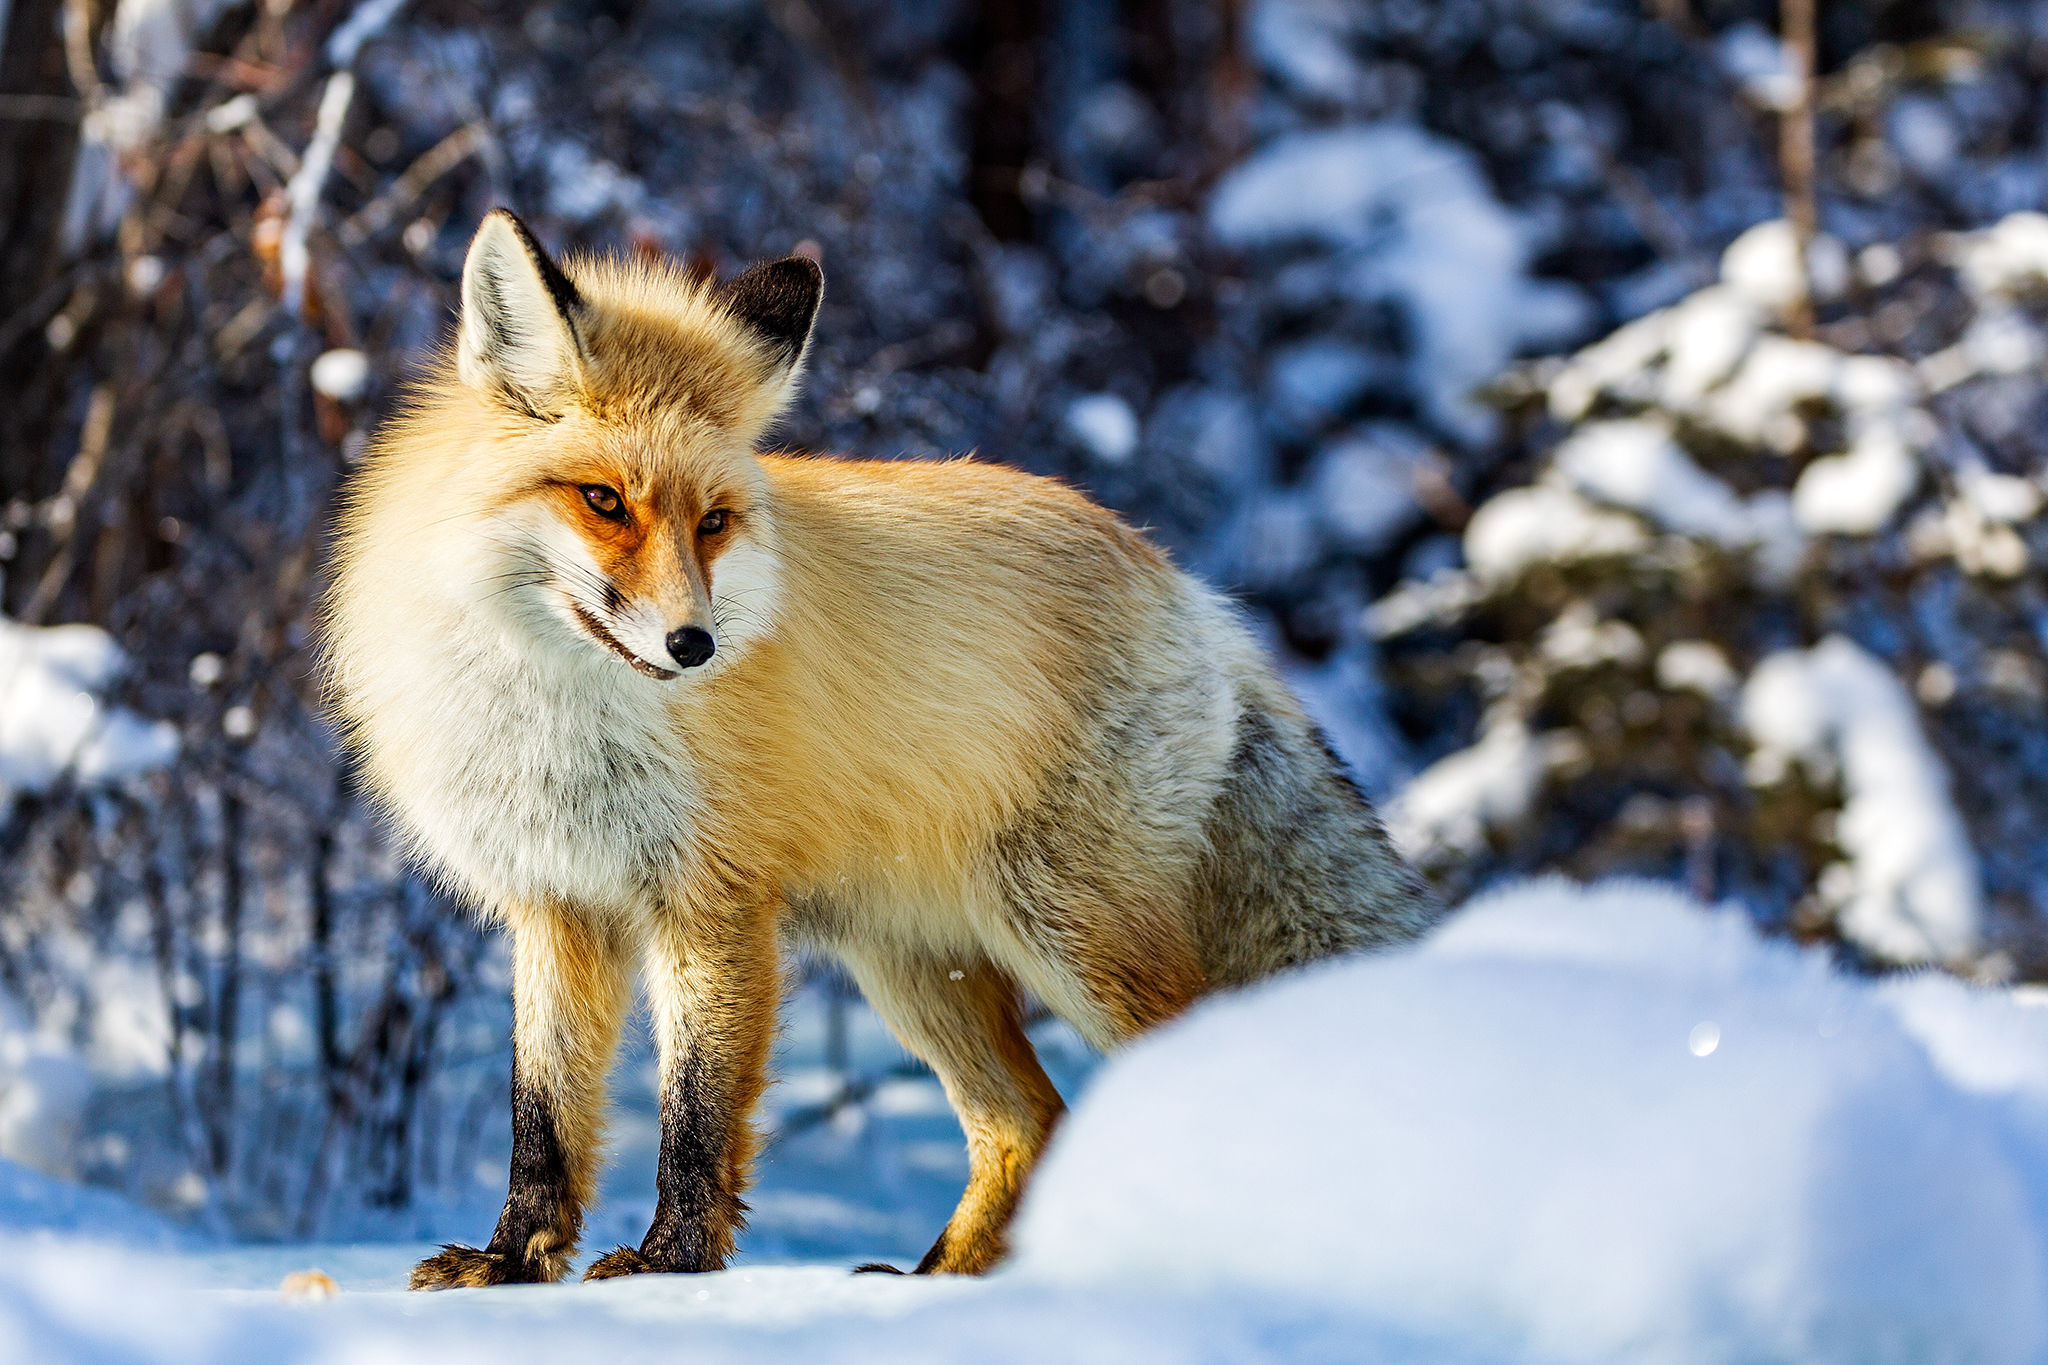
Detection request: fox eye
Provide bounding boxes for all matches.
[581,485,627,522]
[698,509,731,536]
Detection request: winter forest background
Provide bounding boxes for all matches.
[5,0,2048,1263]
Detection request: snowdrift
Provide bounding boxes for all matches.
[1014,878,2048,1364]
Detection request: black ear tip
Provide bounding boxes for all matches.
[719,254,825,359]
[469,207,584,316]
[752,254,825,303]
[780,254,825,288]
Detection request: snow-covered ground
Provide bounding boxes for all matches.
[7,878,2048,1364]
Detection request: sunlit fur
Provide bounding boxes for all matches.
[322,217,1439,1287]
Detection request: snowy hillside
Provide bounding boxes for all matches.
[7,879,2048,1365]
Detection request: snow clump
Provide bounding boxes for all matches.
[0,617,178,821]
[1742,637,1982,965]
[1209,123,1571,444]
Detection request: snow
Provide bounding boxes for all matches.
[1949,211,2048,300]
[1539,603,1644,672]
[1061,393,1139,465]
[6,881,2048,1362]
[1013,878,2048,1365]
[1510,240,1945,547]
[1460,482,1649,582]
[1655,640,1738,702]
[0,1019,92,1179]
[0,1157,187,1248]
[1246,0,1368,106]
[1716,22,1800,111]
[1386,714,1555,865]
[1552,418,1773,553]
[1264,339,1377,432]
[1792,428,1923,535]
[324,0,409,66]
[1309,425,1430,557]
[1208,124,1483,253]
[1208,123,1557,443]
[1957,460,2044,525]
[309,349,370,403]
[1890,93,1962,179]
[1719,219,1849,314]
[0,616,178,821]
[1704,334,1841,445]
[1741,637,1982,964]
[1657,286,1757,407]
[1957,307,2047,378]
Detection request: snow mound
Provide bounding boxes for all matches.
[1011,878,2047,1365]
[0,1157,188,1249]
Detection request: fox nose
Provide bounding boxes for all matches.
[665,626,716,670]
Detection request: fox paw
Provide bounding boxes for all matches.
[410,1244,519,1290]
[852,1262,904,1275]
[582,1246,653,1281]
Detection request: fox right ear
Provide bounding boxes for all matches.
[717,255,824,394]
[456,210,587,416]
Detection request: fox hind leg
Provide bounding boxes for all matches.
[838,949,1065,1275]
[411,906,631,1290]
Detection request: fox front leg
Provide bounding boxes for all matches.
[412,907,631,1289]
[585,900,777,1279]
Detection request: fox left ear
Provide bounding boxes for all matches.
[717,256,824,392]
[456,209,588,416]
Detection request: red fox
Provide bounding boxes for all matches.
[321,210,1438,1288]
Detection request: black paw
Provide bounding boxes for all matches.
[411,1244,520,1290]
[852,1261,905,1275]
[582,1245,654,1281]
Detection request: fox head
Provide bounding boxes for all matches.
[434,209,821,682]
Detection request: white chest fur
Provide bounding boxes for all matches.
[365,606,704,915]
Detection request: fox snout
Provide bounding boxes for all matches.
[666,626,715,670]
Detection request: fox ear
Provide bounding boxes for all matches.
[717,256,823,391]
[457,209,587,415]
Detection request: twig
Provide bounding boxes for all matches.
[339,124,479,247]
[0,93,82,120]
[326,0,410,68]
[280,71,354,317]
[60,0,101,103]
[0,264,85,358]
[1780,0,1819,337]
[767,1058,934,1144]
[21,383,115,624]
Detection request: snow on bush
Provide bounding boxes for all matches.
[1741,638,1982,965]
[1208,123,1573,445]
[1387,714,1564,865]
[1371,211,2048,951]
[0,616,177,821]
[1012,878,2048,1365]
[1459,481,1649,583]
